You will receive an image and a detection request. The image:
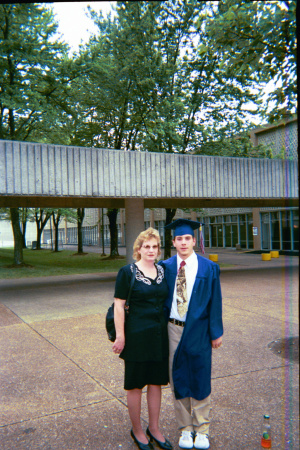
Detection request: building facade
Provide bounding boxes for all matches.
[45,117,297,253]
[249,115,297,159]
[38,205,298,253]
[1,118,298,252]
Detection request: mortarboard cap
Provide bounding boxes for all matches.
[165,219,203,237]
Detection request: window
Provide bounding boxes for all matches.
[261,213,270,249]
[281,211,291,250]
[292,211,299,251]
[240,215,247,248]
[246,214,253,249]
[271,212,280,250]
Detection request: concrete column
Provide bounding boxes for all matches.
[125,199,145,264]
[191,211,197,221]
[252,208,261,250]
[150,209,155,228]
[120,209,125,245]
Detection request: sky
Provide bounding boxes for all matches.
[51,1,116,52]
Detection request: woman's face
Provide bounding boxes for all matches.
[138,237,159,263]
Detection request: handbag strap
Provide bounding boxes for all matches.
[125,264,136,308]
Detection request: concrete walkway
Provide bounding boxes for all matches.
[0,252,299,449]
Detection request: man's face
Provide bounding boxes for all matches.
[173,234,196,260]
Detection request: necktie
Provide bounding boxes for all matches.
[176,261,187,317]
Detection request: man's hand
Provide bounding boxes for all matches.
[212,336,222,348]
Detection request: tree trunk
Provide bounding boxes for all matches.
[164,208,177,259]
[21,220,27,248]
[77,208,85,254]
[21,208,28,248]
[50,217,53,250]
[54,220,59,252]
[52,211,61,252]
[107,209,119,257]
[101,208,106,256]
[37,227,43,249]
[36,211,42,250]
[35,209,51,249]
[10,208,24,265]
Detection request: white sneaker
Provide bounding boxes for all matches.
[194,432,210,449]
[179,430,194,449]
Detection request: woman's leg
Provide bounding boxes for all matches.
[147,384,166,442]
[127,388,148,444]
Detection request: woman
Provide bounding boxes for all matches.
[112,228,172,450]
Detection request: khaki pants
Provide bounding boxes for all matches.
[168,321,211,434]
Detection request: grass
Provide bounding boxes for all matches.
[0,248,126,279]
[0,248,234,279]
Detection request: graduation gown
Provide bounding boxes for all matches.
[160,254,223,401]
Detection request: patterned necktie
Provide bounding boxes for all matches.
[176,260,188,317]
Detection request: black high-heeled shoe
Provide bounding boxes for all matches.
[131,429,154,450]
[146,427,173,449]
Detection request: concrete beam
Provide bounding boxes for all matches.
[0,196,125,208]
[0,195,298,209]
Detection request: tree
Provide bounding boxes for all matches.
[80,1,265,255]
[77,208,85,254]
[164,208,177,259]
[51,210,62,253]
[68,3,165,255]
[35,208,52,249]
[194,132,274,158]
[205,0,297,122]
[10,208,23,265]
[20,208,32,248]
[51,209,77,252]
[107,209,119,258]
[0,3,72,142]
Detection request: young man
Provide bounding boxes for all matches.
[160,219,223,450]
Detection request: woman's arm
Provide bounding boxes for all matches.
[112,298,126,354]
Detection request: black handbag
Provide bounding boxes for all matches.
[105,264,136,342]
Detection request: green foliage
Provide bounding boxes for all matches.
[53,208,77,223]
[0,3,73,143]
[1,1,295,150]
[66,0,266,152]
[194,133,274,158]
[273,146,295,160]
[205,0,297,123]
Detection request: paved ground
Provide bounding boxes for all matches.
[0,251,299,449]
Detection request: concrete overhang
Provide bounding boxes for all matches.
[0,140,298,208]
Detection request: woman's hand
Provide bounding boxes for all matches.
[113,298,126,354]
[112,336,125,354]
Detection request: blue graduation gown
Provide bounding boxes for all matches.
[160,254,223,401]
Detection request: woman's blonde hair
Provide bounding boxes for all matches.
[133,227,161,261]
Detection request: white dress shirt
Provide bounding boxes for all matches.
[170,251,198,321]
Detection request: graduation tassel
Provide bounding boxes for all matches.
[199,226,205,255]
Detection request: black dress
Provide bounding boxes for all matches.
[114,263,169,390]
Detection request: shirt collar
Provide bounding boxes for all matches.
[177,251,197,269]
